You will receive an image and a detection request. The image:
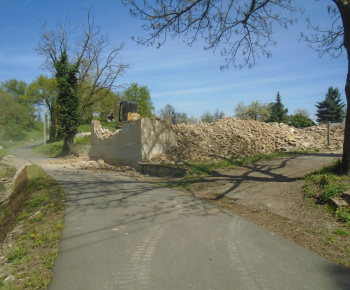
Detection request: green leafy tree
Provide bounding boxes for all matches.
[123,83,154,117]
[315,87,345,124]
[93,90,121,121]
[176,112,188,124]
[234,101,271,121]
[158,104,175,123]
[201,110,225,123]
[1,79,27,103]
[158,103,188,124]
[1,79,36,126]
[123,0,350,173]
[268,92,288,123]
[0,88,31,139]
[187,116,199,124]
[288,115,314,128]
[54,51,80,153]
[27,75,59,141]
[288,109,315,128]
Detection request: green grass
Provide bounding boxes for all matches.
[304,161,350,222]
[0,121,45,159]
[336,208,350,223]
[77,123,92,132]
[0,165,16,179]
[78,119,118,132]
[32,140,64,157]
[334,229,349,236]
[7,242,27,264]
[32,133,91,158]
[0,120,97,159]
[1,165,65,289]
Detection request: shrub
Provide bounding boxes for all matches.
[335,208,350,223]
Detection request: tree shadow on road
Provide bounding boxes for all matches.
[156,152,342,201]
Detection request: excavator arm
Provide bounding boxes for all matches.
[107,102,120,122]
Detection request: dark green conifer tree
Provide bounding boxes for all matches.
[268,92,288,123]
[315,87,345,124]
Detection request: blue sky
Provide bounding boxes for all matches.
[0,0,347,121]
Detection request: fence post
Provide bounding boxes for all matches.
[328,121,331,146]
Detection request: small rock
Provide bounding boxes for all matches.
[328,197,349,210]
[4,275,15,284]
[11,228,24,240]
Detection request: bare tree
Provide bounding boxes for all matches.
[37,10,129,124]
[123,0,350,173]
[123,0,301,69]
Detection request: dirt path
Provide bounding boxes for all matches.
[184,152,342,220]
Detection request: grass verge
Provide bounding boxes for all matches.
[303,162,350,268]
[0,122,45,159]
[304,161,350,214]
[32,134,91,158]
[0,165,65,289]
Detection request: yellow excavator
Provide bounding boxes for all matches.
[107,101,141,126]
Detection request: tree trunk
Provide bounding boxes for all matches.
[62,135,74,154]
[338,2,350,173]
[342,65,350,174]
[49,109,56,142]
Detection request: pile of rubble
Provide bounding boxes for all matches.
[44,156,141,177]
[93,122,119,139]
[145,118,344,164]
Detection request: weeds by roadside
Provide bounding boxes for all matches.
[301,161,350,267]
[304,161,350,220]
[0,165,65,289]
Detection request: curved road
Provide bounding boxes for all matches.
[12,143,350,290]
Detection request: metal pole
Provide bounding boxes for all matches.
[43,100,46,145]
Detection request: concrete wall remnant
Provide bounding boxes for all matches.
[90,118,177,170]
[0,156,31,205]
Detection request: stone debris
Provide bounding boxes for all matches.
[93,120,120,139]
[45,156,141,177]
[75,132,91,138]
[144,118,344,164]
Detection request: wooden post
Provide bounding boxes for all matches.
[43,100,46,145]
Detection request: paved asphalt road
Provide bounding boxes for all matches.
[12,143,350,290]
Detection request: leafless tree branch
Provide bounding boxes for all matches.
[122,0,302,68]
[37,10,130,122]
